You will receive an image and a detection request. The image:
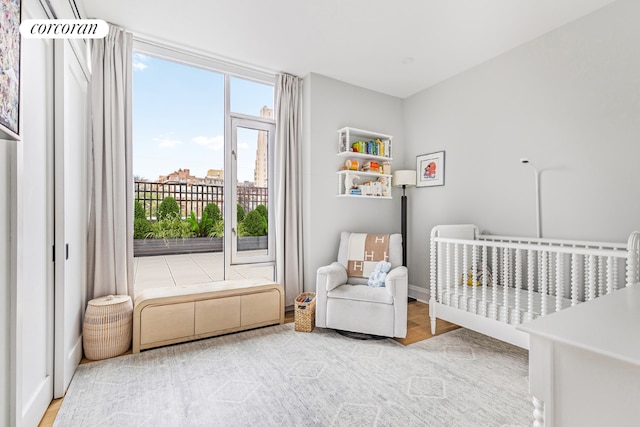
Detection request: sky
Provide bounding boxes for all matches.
[132,53,274,182]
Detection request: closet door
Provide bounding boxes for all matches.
[13,3,55,425]
[53,38,90,397]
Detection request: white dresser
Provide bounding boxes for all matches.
[518,284,640,427]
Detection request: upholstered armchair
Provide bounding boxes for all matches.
[315,232,408,338]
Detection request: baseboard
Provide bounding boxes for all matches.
[408,285,430,304]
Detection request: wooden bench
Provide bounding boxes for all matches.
[133,278,284,353]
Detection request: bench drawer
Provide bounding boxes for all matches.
[140,302,194,345]
[195,296,241,334]
[241,290,281,326]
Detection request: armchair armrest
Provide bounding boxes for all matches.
[315,262,348,329]
[384,266,408,297]
[316,262,348,292]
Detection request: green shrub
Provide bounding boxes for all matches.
[255,204,267,220]
[186,211,213,237]
[204,203,222,223]
[134,200,147,220]
[133,217,152,239]
[157,196,181,220]
[237,221,247,237]
[237,204,245,222]
[242,210,266,236]
[149,217,193,239]
[255,204,268,233]
[208,220,224,237]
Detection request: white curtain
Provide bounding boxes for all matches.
[274,74,304,306]
[87,25,134,300]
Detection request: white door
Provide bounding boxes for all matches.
[228,117,275,267]
[53,39,90,397]
[14,3,55,425]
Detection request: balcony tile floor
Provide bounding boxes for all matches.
[133,252,274,296]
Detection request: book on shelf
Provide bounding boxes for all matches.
[351,139,386,157]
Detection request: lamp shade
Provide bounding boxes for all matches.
[392,170,416,187]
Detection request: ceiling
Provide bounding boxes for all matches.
[78,0,616,98]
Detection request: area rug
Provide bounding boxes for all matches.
[54,324,531,426]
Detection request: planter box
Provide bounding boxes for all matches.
[134,236,268,257]
[237,236,269,251]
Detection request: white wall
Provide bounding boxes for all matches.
[302,73,405,292]
[0,140,14,427]
[403,0,640,291]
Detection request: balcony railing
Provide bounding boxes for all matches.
[135,181,268,220]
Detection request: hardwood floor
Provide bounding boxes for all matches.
[395,300,460,346]
[38,300,456,426]
[38,398,62,427]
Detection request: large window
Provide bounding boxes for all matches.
[132,48,275,292]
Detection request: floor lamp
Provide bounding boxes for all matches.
[392,170,416,266]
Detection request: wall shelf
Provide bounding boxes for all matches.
[337,127,393,199]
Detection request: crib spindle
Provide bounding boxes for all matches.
[588,254,596,301]
[613,258,618,293]
[570,253,579,307]
[454,244,460,308]
[627,239,639,287]
[462,244,468,311]
[446,243,452,306]
[492,247,499,320]
[481,245,488,318]
[471,245,478,314]
[502,247,509,323]
[606,256,614,294]
[598,255,605,297]
[556,252,564,313]
[540,251,548,316]
[527,249,534,322]
[514,249,522,325]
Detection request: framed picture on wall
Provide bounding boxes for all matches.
[416,151,445,187]
[0,0,22,140]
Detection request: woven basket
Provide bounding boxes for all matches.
[294,292,316,332]
[83,295,133,360]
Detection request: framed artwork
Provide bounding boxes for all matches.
[0,0,21,140]
[416,151,445,187]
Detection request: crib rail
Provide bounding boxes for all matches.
[429,226,640,332]
[478,234,627,251]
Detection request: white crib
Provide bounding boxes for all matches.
[429,224,640,349]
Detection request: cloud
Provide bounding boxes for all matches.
[193,135,224,151]
[238,142,249,149]
[153,136,182,148]
[133,53,148,71]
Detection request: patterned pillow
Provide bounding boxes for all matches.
[346,233,391,278]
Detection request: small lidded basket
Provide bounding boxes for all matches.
[83,294,133,360]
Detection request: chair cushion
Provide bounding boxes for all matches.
[327,284,394,305]
[337,232,403,273]
[345,233,390,278]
